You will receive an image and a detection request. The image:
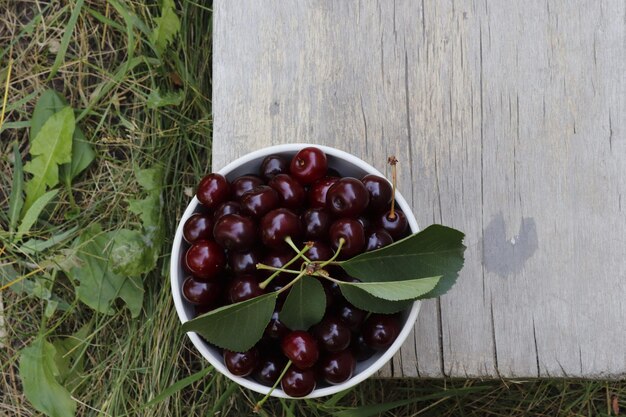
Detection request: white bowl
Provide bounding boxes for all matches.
[170,143,420,399]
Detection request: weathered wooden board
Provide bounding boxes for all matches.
[213,0,626,378]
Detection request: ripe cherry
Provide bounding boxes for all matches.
[306,241,333,262]
[213,201,242,221]
[183,213,214,244]
[228,248,262,275]
[326,177,370,218]
[265,310,290,339]
[362,314,401,350]
[335,301,367,331]
[240,185,280,218]
[329,218,365,258]
[260,154,289,181]
[302,208,332,241]
[227,274,264,303]
[281,367,316,397]
[312,317,351,352]
[308,176,339,208]
[351,333,376,361]
[320,350,356,385]
[231,175,264,200]
[182,276,222,305]
[290,147,328,184]
[361,174,393,213]
[224,348,259,377]
[376,209,408,239]
[184,240,226,280]
[281,331,319,369]
[365,229,394,251]
[254,354,287,386]
[213,214,257,251]
[197,173,230,209]
[260,208,303,248]
[268,174,306,210]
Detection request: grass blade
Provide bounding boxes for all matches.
[48,0,86,79]
[16,189,59,241]
[8,142,24,234]
[143,367,211,409]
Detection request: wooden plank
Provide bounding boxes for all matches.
[213,0,626,377]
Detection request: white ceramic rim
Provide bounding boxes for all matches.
[170,143,420,399]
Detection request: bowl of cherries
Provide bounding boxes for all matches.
[171,144,465,403]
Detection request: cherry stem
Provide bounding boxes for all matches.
[285,236,312,263]
[275,270,307,294]
[256,264,301,275]
[258,242,311,289]
[318,238,345,269]
[388,155,398,220]
[253,359,293,413]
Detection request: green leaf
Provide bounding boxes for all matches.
[147,89,183,109]
[52,324,90,388]
[339,287,412,314]
[128,193,162,229]
[66,224,144,317]
[151,0,180,55]
[16,189,59,240]
[279,276,326,331]
[59,126,95,182]
[31,90,95,183]
[182,293,277,352]
[136,166,164,192]
[340,225,466,298]
[8,142,24,233]
[23,107,74,213]
[19,337,76,417]
[20,226,79,254]
[337,277,441,301]
[109,229,155,276]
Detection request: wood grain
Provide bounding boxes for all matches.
[213,0,626,377]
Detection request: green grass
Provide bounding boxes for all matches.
[0,1,624,416]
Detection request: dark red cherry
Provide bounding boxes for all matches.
[268,174,306,210]
[306,241,333,262]
[320,350,356,385]
[182,276,222,305]
[227,274,264,303]
[281,367,316,397]
[213,214,256,251]
[224,348,259,377]
[362,314,401,350]
[213,201,242,221]
[194,303,213,317]
[281,331,319,369]
[335,302,367,331]
[231,175,264,200]
[329,219,365,258]
[361,174,393,213]
[254,354,287,386]
[290,147,328,185]
[184,240,226,280]
[183,213,214,244]
[308,176,339,208]
[351,333,376,361]
[197,173,230,210]
[265,310,290,339]
[326,177,370,218]
[260,154,289,181]
[365,229,394,251]
[376,210,408,239]
[240,185,280,218]
[260,208,303,248]
[302,208,332,241]
[312,317,351,352]
[260,249,293,285]
[228,248,262,275]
